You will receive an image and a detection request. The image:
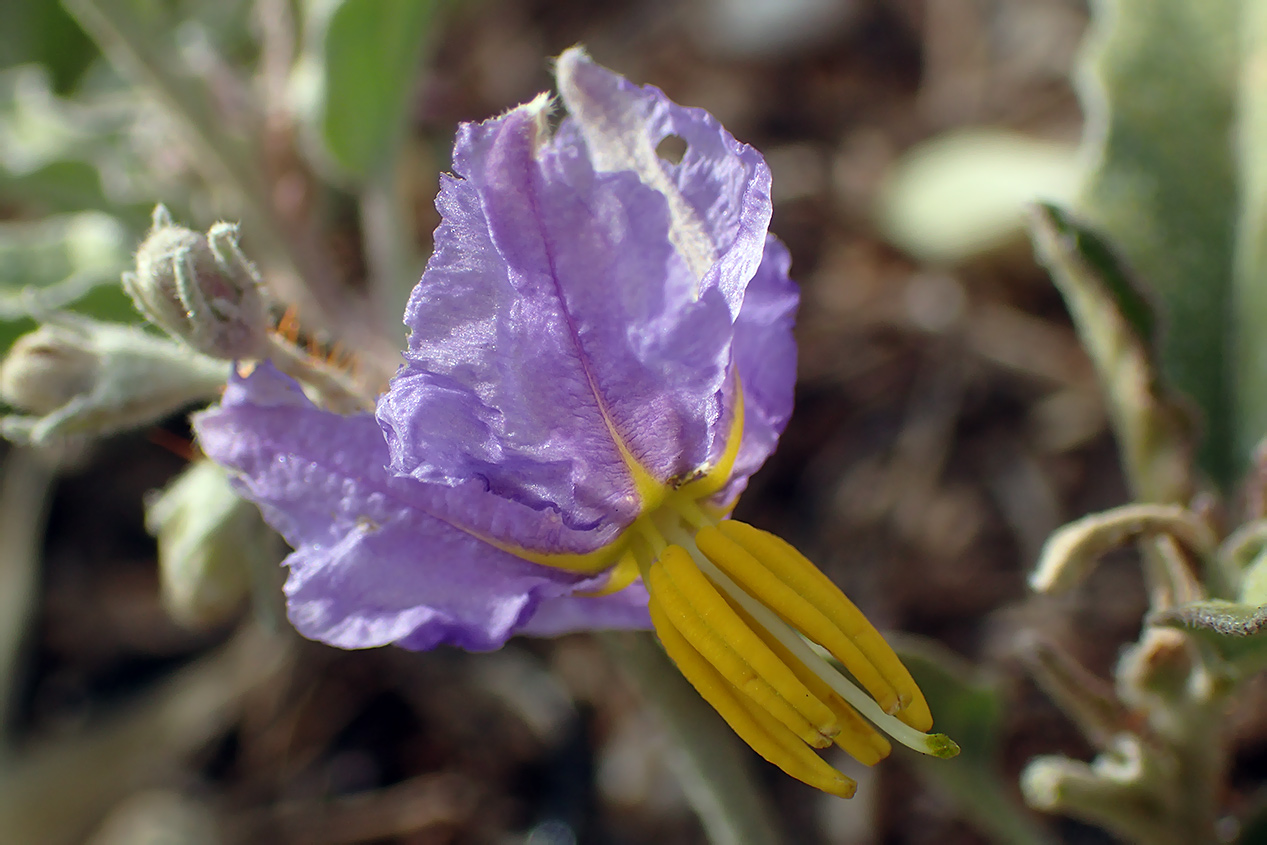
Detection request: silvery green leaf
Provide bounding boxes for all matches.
[1028,205,1197,504]
[1150,599,1267,669]
[1075,0,1240,483]
[1232,4,1267,479]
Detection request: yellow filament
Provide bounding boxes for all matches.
[647,546,841,747]
[577,548,641,597]
[495,533,629,575]
[650,601,858,798]
[727,599,892,767]
[696,524,902,716]
[716,521,933,731]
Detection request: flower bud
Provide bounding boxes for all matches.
[0,316,230,445]
[146,459,276,630]
[0,324,99,414]
[125,205,270,360]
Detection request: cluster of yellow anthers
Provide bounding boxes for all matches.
[635,496,957,797]
[502,391,957,797]
[516,392,960,797]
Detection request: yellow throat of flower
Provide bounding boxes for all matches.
[522,390,959,797]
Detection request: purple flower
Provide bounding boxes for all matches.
[196,48,951,796]
[198,48,795,651]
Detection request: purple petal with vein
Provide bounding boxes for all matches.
[379,50,779,538]
[195,365,645,651]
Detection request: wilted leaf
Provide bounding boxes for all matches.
[1030,503,1215,593]
[1075,0,1240,483]
[878,129,1078,264]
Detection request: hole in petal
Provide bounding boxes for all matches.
[655,134,688,165]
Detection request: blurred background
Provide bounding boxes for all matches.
[0,0,1198,842]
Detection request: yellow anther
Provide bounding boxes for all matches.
[728,599,892,767]
[647,546,841,747]
[650,601,858,798]
[696,524,903,717]
[716,521,933,731]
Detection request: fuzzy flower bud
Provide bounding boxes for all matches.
[0,325,99,415]
[146,459,277,630]
[0,316,230,445]
[125,205,270,360]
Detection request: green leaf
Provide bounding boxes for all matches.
[1028,205,1197,504]
[0,1,96,92]
[1233,4,1267,482]
[1150,600,1267,667]
[294,0,437,180]
[1074,0,1240,484]
[0,212,138,356]
[895,636,1055,845]
[877,128,1079,264]
[1240,546,1267,607]
[0,63,155,220]
[1046,207,1159,349]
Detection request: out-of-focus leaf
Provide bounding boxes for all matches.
[877,129,1078,264]
[292,0,437,180]
[1233,4,1267,479]
[1240,547,1267,607]
[1,159,107,214]
[0,65,98,183]
[1075,0,1240,483]
[1028,205,1197,504]
[0,213,137,356]
[0,2,96,92]
[1151,600,1267,668]
[896,636,1055,845]
[599,632,783,845]
[0,63,157,219]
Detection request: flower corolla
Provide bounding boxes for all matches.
[196,48,953,796]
